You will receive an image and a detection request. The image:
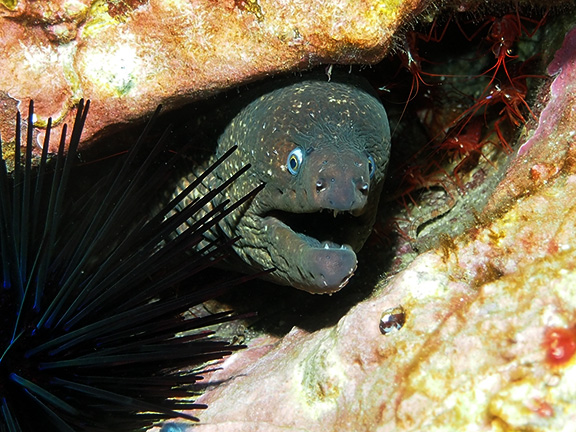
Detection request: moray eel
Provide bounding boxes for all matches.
[177,79,391,294]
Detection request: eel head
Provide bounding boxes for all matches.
[220,79,391,294]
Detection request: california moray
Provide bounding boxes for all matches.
[174,78,391,294]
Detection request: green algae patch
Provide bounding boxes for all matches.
[1,0,17,11]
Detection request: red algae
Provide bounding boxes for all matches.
[544,327,576,366]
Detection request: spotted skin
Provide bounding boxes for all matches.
[177,79,391,294]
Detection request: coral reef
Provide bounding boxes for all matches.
[152,20,576,432]
[0,0,423,150]
[3,0,576,430]
[486,25,576,215]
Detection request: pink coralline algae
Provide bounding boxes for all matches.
[518,25,576,157]
[485,24,576,215]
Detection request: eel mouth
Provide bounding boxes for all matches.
[266,209,364,249]
[263,208,368,293]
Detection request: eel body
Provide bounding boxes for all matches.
[177,79,391,294]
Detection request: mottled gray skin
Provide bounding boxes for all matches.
[178,79,391,294]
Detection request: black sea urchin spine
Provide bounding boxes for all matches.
[0,101,262,432]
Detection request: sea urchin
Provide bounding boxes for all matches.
[0,100,261,431]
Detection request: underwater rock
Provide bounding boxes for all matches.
[152,23,576,432]
[0,0,424,150]
[484,24,576,217]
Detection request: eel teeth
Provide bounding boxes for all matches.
[338,266,356,289]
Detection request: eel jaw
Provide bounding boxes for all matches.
[260,209,368,294]
[304,241,358,293]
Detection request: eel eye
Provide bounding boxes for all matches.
[287,147,304,175]
[367,154,376,178]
